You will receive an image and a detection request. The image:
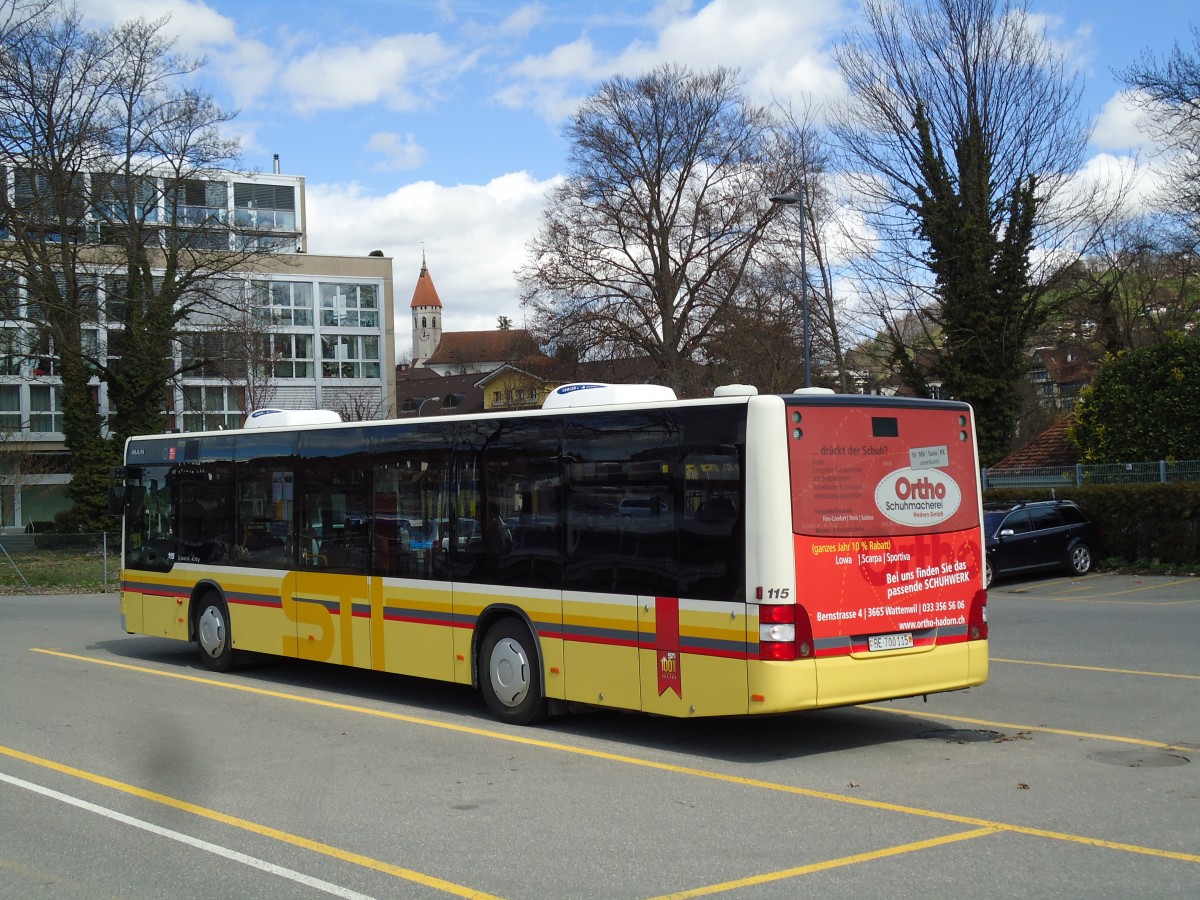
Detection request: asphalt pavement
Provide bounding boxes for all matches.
[1,573,1197,898]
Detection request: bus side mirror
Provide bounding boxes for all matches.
[107,484,125,516]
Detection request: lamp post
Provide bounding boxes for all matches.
[770,189,811,388]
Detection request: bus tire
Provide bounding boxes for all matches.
[195,594,235,673]
[479,618,548,725]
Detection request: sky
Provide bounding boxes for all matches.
[73,0,1197,352]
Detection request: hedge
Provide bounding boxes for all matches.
[983,484,1200,566]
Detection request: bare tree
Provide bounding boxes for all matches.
[325,388,384,423]
[0,6,127,526]
[1048,213,1200,353]
[0,7,285,525]
[518,64,800,395]
[1120,27,1200,241]
[703,257,809,392]
[832,0,1094,463]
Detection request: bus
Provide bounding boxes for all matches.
[112,383,988,725]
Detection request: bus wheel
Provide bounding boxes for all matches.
[479,619,548,725]
[196,595,235,673]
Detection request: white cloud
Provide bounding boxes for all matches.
[1091,90,1157,152]
[367,132,428,171]
[305,172,563,341]
[279,33,460,115]
[77,0,239,48]
[500,0,848,121]
[1070,151,1166,218]
[498,3,544,38]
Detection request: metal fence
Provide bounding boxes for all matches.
[0,532,120,593]
[981,459,1200,490]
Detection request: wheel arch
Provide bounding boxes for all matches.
[188,579,229,642]
[471,603,544,693]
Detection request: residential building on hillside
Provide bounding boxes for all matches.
[1027,347,1100,413]
[0,166,395,530]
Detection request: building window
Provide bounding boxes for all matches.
[320,283,379,328]
[0,273,20,320]
[181,385,245,432]
[0,385,20,430]
[105,274,165,324]
[31,332,57,376]
[181,331,244,378]
[169,178,228,226]
[13,168,87,237]
[252,280,313,326]
[0,328,23,375]
[233,182,296,231]
[320,334,380,379]
[29,385,62,432]
[260,333,314,378]
[92,173,158,224]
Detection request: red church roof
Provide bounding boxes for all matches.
[424,330,542,368]
[410,262,442,309]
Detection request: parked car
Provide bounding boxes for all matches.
[983,499,1101,588]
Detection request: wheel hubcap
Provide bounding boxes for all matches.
[488,637,530,708]
[198,606,226,658]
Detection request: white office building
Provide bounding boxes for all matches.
[0,167,395,529]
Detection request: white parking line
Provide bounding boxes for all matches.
[0,771,377,900]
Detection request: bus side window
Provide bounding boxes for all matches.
[563,411,678,597]
[679,446,743,602]
[455,418,561,589]
[235,464,294,568]
[371,430,452,581]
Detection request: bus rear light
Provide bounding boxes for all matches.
[758,604,795,659]
[757,604,815,661]
[968,589,988,640]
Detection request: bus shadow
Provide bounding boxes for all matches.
[93,635,937,763]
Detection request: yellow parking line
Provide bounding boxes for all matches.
[1022,580,1200,602]
[1086,579,1197,597]
[29,649,1200,868]
[0,741,501,900]
[646,828,998,898]
[993,657,1200,680]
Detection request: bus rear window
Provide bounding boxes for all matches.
[872,416,899,437]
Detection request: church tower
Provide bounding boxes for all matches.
[410,252,443,367]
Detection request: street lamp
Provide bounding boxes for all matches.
[770,189,811,388]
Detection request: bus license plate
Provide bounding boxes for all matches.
[868,632,914,652]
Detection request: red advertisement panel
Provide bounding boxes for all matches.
[796,529,982,644]
[787,404,982,642]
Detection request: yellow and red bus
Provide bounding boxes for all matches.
[113,383,988,724]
